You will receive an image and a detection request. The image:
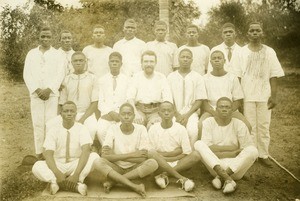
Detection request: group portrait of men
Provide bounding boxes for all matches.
[23,18,284,197]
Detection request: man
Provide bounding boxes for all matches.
[208,23,242,73]
[23,26,64,160]
[98,103,158,195]
[83,24,113,79]
[194,97,258,194]
[148,101,201,192]
[58,30,75,76]
[175,24,210,75]
[97,52,130,145]
[32,101,100,195]
[145,20,178,76]
[232,22,284,167]
[113,19,146,77]
[127,50,173,128]
[167,48,207,146]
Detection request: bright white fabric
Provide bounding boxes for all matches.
[203,72,244,109]
[58,47,75,76]
[96,119,118,145]
[145,40,178,76]
[82,45,113,79]
[127,71,173,104]
[59,72,99,113]
[113,37,146,77]
[175,45,210,75]
[208,42,242,73]
[103,123,150,169]
[44,122,92,163]
[148,122,192,155]
[232,45,284,102]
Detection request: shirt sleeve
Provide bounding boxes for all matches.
[23,51,39,94]
[195,76,207,100]
[137,125,151,151]
[147,126,157,150]
[91,75,99,102]
[231,50,243,78]
[161,76,173,103]
[201,118,213,146]
[204,46,210,71]
[43,128,56,151]
[126,75,138,101]
[231,75,244,101]
[48,52,65,93]
[103,126,115,148]
[236,120,254,148]
[179,126,192,155]
[79,125,93,146]
[269,48,285,78]
[58,77,68,105]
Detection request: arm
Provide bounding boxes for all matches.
[232,99,242,112]
[177,100,202,126]
[78,101,98,124]
[43,150,66,183]
[268,77,278,109]
[213,149,242,159]
[158,147,182,157]
[163,154,186,162]
[202,100,218,116]
[101,146,148,162]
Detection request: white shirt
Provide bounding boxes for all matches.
[145,40,178,76]
[148,122,192,155]
[175,44,210,75]
[203,72,244,109]
[44,122,92,163]
[167,70,207,114]
[23,46,64,97]
[202,117,253,149]
[103,123,150,169]
[113,37,146,77]
[82,45,113,79]
[98,73,130,115]
[59,72,99,113]
[58,47,75,76]
[208,42,242,73]
[127,71,173,104]
[232,45,285,102]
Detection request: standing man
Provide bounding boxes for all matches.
[32,101,100,195]
[113,19,146,77]
[167,49,207,146]
[145,20,178,76]
[83,24,113,79]
[58,30,75,76]
[23,26,64,160]
[233,22,284,167]
[127,50,173,128]
[194,97,258,194]
[175,25,210,75]
[208,23,242,73]
[97,52,130,145]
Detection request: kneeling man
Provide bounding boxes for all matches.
[194,97,258,194]
[32,101,100,195]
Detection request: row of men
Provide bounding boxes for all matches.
[32,98,258,196]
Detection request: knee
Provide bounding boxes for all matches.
[193,140,206,152]
[243,146,259,161]
[144,159,159,171]
[189,151,202,162]
[32,161,46,176]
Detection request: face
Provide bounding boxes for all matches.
[109,55,122,76]
[247,24,263,42]
[60,32,73,50]
[142,55,156,75]
[216,100,233,119]
[71,54,86,74]
[155,24,167,41]
[119,106,135,124]
[123,22,137,39]
[222,27,236,44]
[39,30,52,48]
[178,50,193,69]
[158,103,175,121]
[186,27,199,42]
[210,52,225,70]
[61,104,77,122]
[92,27,105,43]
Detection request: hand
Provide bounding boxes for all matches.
[134,113,144,125]
[131,150,148,158]
[39,88,52,100]
[65,174,79,190]
[54,170,66,183]
[108,111,120,122]
[177,113,190,127]
[267,96,277,109]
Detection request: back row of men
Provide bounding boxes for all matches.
[24,19,284,196]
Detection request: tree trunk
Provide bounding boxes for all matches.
[159,0,169,38]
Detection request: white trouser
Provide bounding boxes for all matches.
[46,113,97,140]
[185,113,199,149]
[194,141,258,180]
[32,152,100,183]
[96,119,118,145]
[244,102,271,158]
[31,96,58,155]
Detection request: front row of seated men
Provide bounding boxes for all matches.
[32,97,258,197]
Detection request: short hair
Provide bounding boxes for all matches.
[92,24,105,32]
[159,101,174,110]
[154,20,168,28]
[141,50,157,62]
[72,51,86,59]
[186,24,199,33]
[39,26,51,33]
[216,97,232,107]
[119,103,134,113]
[179,48,193,58]
[124,19,136,26]
[210,50,225,59]
[62,101,77,109]
[248,21,263,29]
[109,51,122,61]
[59,30,72,40]
[222,23,235,30]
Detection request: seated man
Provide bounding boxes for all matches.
[32,101,100,195]
[194,97,258,194]
[148,101,201,192]
[97,103,158,194]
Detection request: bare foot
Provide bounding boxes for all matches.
[133,183,146,198]
[103,181,113,193]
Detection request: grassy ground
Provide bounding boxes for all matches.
[0,67,299,201]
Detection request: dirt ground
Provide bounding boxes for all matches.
[0,67,299,201]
